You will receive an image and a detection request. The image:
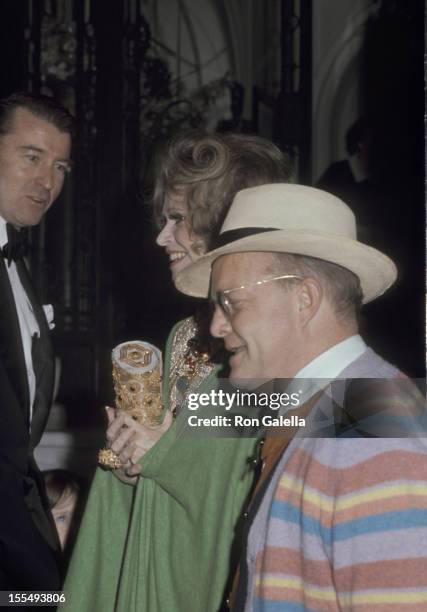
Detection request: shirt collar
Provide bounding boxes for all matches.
[295,334,367,380]
[284,335,367,410]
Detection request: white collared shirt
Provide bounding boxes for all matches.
[0,216,39,421]
[286,335,367,410]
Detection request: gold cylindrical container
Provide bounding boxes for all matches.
[98,340,163,469]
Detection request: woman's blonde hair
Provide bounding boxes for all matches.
[152,131,292,249]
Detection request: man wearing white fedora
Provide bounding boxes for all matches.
[176,184,427,611]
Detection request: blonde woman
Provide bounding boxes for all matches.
[64,131,291,612]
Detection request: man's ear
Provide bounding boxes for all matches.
[297,277,323,326]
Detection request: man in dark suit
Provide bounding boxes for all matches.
[0,92,73,590]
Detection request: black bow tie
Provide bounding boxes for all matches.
[2,223,29,265]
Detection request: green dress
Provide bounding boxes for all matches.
[63,318,257,611]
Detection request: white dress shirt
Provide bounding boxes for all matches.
[285,334,367,410]
[0,216,39,421]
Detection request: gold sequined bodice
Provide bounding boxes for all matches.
[167,317,215,415]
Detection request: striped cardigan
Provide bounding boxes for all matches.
[243,351,427,611]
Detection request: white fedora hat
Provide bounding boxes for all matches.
[175,183,397,303]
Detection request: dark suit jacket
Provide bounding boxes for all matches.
[0,257,60,590]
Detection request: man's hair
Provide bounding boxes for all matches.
[152,131,293,249]
[0,92,75,138]
[272,252,363,320]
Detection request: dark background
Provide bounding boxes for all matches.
[0,0,424,437]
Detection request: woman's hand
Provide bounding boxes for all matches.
[105,406,173,485]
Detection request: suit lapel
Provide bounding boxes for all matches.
[0,258,30,423]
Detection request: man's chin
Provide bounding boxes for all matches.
[25,216,44,227]
[229,378,273,391]
[18,209,47,227]
[229,366,268,390]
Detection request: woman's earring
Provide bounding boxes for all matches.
[190,239,206,257]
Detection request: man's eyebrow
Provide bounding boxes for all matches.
[18,145,44,153]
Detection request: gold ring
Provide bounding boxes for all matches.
[98,448,122,469]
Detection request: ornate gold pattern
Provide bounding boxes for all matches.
[112,363,163,425]
[98,448,122,470]
[118,343,151,368]
[168,317,215,416]
[98,341,163,470]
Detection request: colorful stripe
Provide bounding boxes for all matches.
[252,439,427,611]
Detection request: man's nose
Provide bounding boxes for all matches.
[210,304,231,338]
[36,163,54,190]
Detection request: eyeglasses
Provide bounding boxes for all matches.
[210,274,303,319]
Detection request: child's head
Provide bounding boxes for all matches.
[43,469,83,550]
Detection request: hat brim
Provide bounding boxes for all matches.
[175,230,397,303]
